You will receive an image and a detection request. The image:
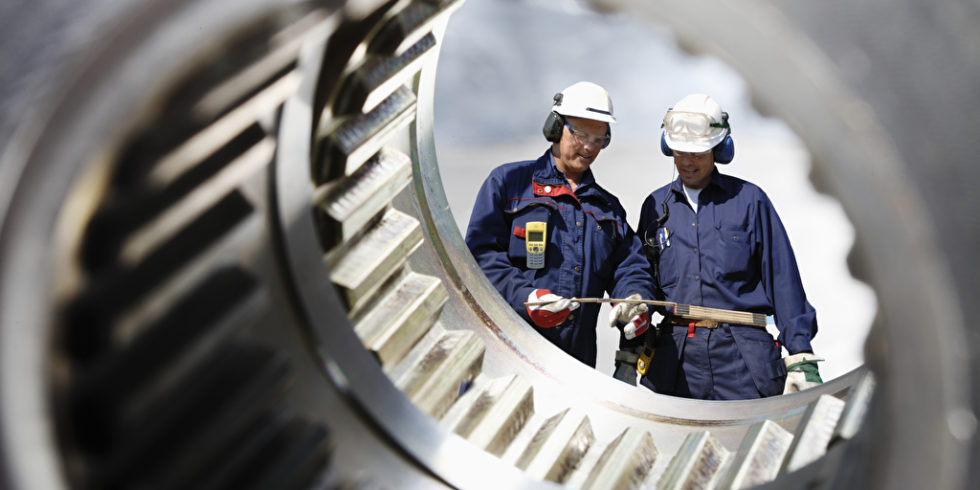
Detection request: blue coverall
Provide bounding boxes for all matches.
[465,149,656,367]
[637,170,817,399]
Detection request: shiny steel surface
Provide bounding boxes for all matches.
[0,0,975,488]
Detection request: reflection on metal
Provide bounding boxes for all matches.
[443,375,536,457]
[328,207,423,313]
[1,0,974,489]
[659,431,731,489]
[336,33,437,114]
[389,328,485,418]
[582,427,659,490]
[515,408,595,483]
[721,419,793,489]
[354,271,447,367]
[780,394,846,474]
[316,147,413,245]
[315,86,417,181]
[832,372,876,443]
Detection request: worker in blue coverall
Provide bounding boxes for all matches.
[636,94,825,400]
[465,81,656,369]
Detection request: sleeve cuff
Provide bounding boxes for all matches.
[513,286,537,323]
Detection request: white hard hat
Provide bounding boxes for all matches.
[662,93,729,153]
[552,81,616,124]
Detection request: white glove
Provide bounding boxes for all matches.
[783,352,825,394]
[525,289,580,328]
[608,293,649,330]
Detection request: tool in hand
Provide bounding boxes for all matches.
[524,296,767,328]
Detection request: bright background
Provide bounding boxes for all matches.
[433,0,876,381]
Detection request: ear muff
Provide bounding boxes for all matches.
[542,111,564,144]
[660,131,673,157]
[713,135,735,164]
[714,111,734,164]
[543,111,613,149]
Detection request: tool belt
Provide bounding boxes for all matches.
[667,317,719,328]
[636,315,766,376]
[665,316,767,329]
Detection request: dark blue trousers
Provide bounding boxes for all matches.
[641,323,787,400]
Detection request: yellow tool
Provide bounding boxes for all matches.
[637,345,655,375]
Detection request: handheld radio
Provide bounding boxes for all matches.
[525,221,547,269]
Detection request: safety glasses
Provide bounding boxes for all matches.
[662,110,728,137]
[564,122,606,146]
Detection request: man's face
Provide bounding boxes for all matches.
[673,149,715,189]
[554,116,607,177]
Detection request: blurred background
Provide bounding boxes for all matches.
[432,0,876,381]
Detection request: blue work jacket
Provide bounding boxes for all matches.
[637,169,818,398]
[465,149,655,367]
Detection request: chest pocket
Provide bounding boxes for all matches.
[505,201,555,268]
[654,229,680,289]
[715,222,754,277]
[590,212,624,279]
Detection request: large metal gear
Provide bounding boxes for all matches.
[0,0,976,488]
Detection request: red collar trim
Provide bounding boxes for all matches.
[532,180,577,200]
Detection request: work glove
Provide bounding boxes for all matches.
[608,293,650,340]
[783,352,825,394]
[525,289,580,328]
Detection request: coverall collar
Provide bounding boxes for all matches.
[533,148,597,192]
[668,167,732,201]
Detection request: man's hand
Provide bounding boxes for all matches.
[608,293,650,339]
[783,352,825,394]
[525,289,580,327]
[622,311,650,340]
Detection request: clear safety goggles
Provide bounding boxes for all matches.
[662,110,728,137]
[564,122,606,146]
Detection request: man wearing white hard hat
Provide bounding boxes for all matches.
[636,93,823,399]
[465,82,656,369]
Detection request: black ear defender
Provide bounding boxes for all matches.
[660,111,735,164]
[543,93,565,143]
[543,111,565,144]
[542,92,613,149]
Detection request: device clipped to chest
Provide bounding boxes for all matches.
[656,227,671,251]
[525,221,547,269]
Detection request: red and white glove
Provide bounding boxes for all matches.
[608,293,650,340]
[622,310,651,340]
[525,289,580,328]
